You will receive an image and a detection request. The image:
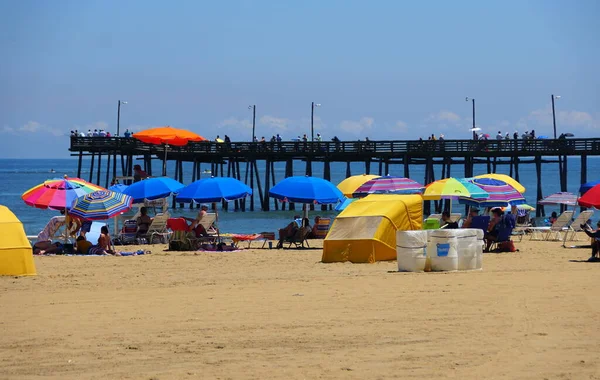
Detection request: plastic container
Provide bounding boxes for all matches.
[427,230,458,271]
[396,230,428,272]
[454,229,484,271]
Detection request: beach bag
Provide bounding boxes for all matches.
[497,240,516,253]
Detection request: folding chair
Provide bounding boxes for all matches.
[115,219,139,245]
[284,226,312,248]
[167,218,197,251]
[469,216,490,235]
[491,226,514,252]
[543,210,574,241]
[145,212,171,244]
[565,210,594,241]
[313,217,331,239]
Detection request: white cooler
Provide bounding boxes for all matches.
[396,230,428,272]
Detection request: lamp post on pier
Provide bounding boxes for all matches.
[466,97,476,140]
[248,105,256,141]
[311,102,321,142]
[117,100,127,137]
[551,94,561,139]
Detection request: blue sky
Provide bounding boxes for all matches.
[1,0,598,158]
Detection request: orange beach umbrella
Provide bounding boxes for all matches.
[132,126,207,146]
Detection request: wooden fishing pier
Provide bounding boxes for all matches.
[69,137,600,216]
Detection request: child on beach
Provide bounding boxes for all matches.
[88,226,119,255]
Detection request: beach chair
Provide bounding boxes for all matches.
[115,219,139,245]
[543,210,574,241]
[491,226,515,252]
[313,217,331,239]
[144,212,171,244]
[167,218,197,251]
[199,213,218,237]
[565,210,594,241]
[469,216,490,235]
[423,218,440,230]
[450,213,462,223]
[284,226,312,249]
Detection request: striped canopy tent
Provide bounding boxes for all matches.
[69,190,134,221]
[459,178,526,208]
[352,176,424,198]
[538,192,578,206]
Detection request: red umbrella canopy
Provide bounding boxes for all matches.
[133,126,207,146]
[578,184,600,209]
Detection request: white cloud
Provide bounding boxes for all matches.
[2,121,65,136]
[518,105,597,133]
[396,120,408,132]
[218,117,252,131]
[259,115,289,131]
[426,111,461,124]
[339,117,375,135]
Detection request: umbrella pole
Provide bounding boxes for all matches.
[162,144,168,176]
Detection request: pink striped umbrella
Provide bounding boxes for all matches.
[352,176,424,198]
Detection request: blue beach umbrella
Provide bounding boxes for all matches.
[122,177,184,203]
[69,190,133,221]
[580,180,600,195]
[108,184,128,193]
[176,177,252,203]
[269,176,344,204]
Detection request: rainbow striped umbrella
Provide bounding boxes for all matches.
[458,178,526,208]
[70,190,133,220]
[423,177,489,200]
[22,177,105,210]
[352,176,424,198]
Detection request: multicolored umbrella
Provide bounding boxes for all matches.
[474,173,526,194]
[459,178,526,208]
[352,176,424,198]
[422,177,489,200]
[337,174,380,198]
[69,190,134,221]
[22,176,105,210]
[577,184,600,209]
[538,192,578,206]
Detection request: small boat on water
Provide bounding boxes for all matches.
[50,169,56,173]
[202,169,212,174]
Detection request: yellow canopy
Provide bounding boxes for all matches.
[0,205,36,276]
[322,194,423,263]
[474,173,525,194]
[337,174,379,198]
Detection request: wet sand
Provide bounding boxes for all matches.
[1,237,599,379]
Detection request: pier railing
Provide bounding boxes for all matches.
[70,137,600,158]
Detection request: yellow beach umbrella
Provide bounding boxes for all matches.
[337,174,379,198]
[474,173,525,194]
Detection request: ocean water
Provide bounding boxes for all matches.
[2,157,598,236]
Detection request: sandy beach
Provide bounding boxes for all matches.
[1,238,599,380]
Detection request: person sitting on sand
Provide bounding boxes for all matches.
[88,226,119,255]
[276,215,302,248]
[136,207,152,236]
[32,241,63,255]
[581,220,600,261]
[461,208,479,228]
[441,211,459,229]
[75,235,93,255]
[484,208,504,252]
[186,204,212,237]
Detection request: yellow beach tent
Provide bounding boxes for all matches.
[322,194,422,263]
[0,205,36,276]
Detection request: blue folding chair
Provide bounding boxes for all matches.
[469,216,490,234]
